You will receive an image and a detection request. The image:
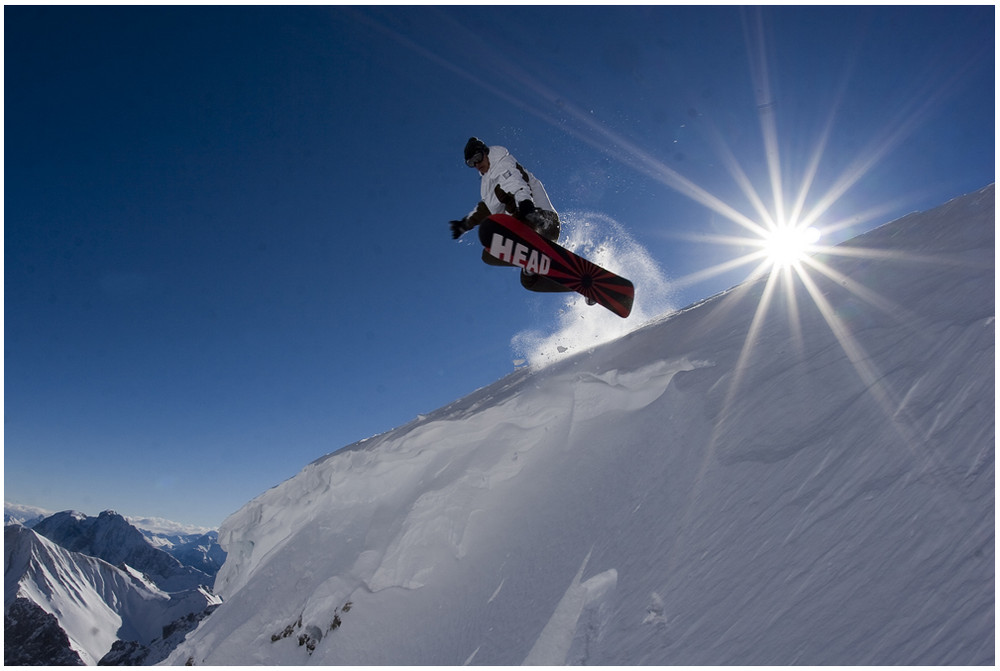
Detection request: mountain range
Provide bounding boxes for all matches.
[4,507,225,664]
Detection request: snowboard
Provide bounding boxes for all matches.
[478,213,635,318]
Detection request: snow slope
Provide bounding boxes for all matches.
[167,185,994,665]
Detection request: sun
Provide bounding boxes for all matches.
[761,224,822,269]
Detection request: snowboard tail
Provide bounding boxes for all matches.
[479,214,635,318]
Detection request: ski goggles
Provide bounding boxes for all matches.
[466,151,485,168]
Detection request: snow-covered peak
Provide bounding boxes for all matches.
[172,185,993,665]
[5,525,223,665]
[4,502,215,539]
[6,525,173,664]
[31,509,216,593]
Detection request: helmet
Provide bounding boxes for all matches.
[464,137,489,167]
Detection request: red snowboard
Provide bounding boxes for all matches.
[479,214,635,318]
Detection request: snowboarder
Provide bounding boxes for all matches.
[451,137,632,314]
[450,137,561,249]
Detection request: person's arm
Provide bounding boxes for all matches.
[450,201,491,239]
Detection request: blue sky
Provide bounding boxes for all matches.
[5,5,994,528]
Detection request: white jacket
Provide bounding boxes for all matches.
[468,146,556,223]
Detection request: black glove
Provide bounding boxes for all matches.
[517,200,536,218]
[450,217,473,239]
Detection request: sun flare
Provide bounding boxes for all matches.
[761,224,821,269]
